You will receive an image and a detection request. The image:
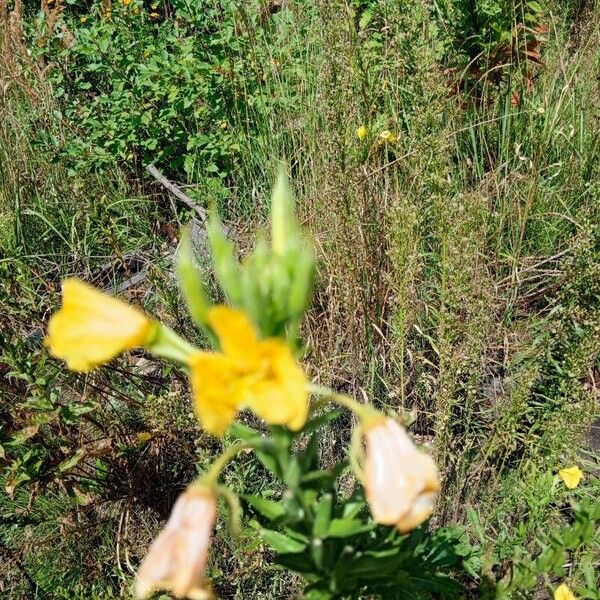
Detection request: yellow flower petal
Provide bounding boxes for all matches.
[46,278,153,372]
[207,306,259,365]
[189,352,243,436]
[356,125,368,140]
[191,305,309,434]
[245,339,308,431]
[554,583,577,600]
[558,466,583,489]
[379,130,397,143]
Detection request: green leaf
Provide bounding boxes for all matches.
[177,226,211,328]
[208,212,242,304]
[313,493,333,538]
[7,425,39,446]
[229,424,281,476]
[327,518,374,538]
[229,422,262,442]
[275,551,317,576]
[259,528,306,554]
[243,494,285,521]
[270,167,298,256]
[57,450,86,473]
[300,409,343,436]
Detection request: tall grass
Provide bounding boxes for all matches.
[1,0,599,597]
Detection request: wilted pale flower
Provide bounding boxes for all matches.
[46,278,154,372]
[364,417,439,532]
[136,487,216,600]
[356,125,368,140]
[554,583,577,600]
[558,466,583,489]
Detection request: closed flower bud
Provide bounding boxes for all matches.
[364,418,439,533]
[136,487,216,599]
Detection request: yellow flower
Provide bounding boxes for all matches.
[558,465,583,489]
[554,583,577,600]
[122,0,132,5]
[79,15,89,23]
[356,125,368,140]
[149,11,160,18]
[46,278,154,372]
[189,306,308,436]
[364,417,439,532]
[136,487,216,600]
[379,130,397,144]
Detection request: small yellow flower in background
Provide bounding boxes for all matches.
[379,130,397,144]
[46,278,154,372]
[136,431,152,445]
[122,0,132,5]
[79,15,89,23]
[189,306,308,436]
[149,11,160,18]
[220,121,228,130]
[364,417,439,532]
[356,125,368,140]
[554,583,577,600]
[558,465,583,489]
[136,487,216,600]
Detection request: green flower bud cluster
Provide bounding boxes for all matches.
[178,167,314,345]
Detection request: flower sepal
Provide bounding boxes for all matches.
[145,322,195,364]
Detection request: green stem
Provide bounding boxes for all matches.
[308,383,379,422]
[200,441,253,487]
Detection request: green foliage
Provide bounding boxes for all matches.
[40,1,255,181]
[2,0,600,597]
[206,169,314,340]
[489,501,600,599]
[231,419,476,600]
[435,0,546,67]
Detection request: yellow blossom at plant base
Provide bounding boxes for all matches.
[136,487,216,600]
[189,306,308,436]
[558,465,583,489]
[555,583,577,600]
[356,125,368,140]
[46,278,154,372]
[363,417,439,532]
[122,0,132,5]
